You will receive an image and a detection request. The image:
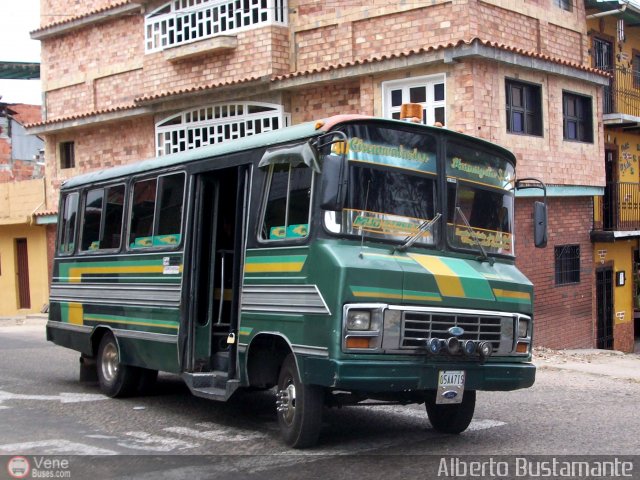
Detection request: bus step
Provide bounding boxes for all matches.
[182,371,228,389]
[189,380,241,402]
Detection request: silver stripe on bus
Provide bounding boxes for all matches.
[112,328,178,343]
[241,284,330,315]
[47,321,178,344]
[46,321,92,334]
[50,283,181,308]
[291,344,329,357]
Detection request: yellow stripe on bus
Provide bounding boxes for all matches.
[408,254,466,298]
[68,303,84,325]
[244,262,305,273]
[493,288,531,302]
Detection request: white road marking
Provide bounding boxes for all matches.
[0,439,117,455]
[0,390,107,405]
[117,432,199,452]
[467,419,507,431]
[85,434,119,440]
[164,426,265,442]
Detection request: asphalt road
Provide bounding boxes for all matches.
[0,322,638,479]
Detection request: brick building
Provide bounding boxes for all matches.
[29,0,611,348]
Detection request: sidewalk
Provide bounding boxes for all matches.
[534,346,640,382]
[0,314,48,327]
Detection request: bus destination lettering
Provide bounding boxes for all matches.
[349,137,431,164]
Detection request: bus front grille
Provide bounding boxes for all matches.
[400,311,512,354]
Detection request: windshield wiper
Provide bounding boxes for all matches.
[454,207,493,265]
[395,213,441,253]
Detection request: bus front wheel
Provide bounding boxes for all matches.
[425,390,476,434]
[276,354,324,448]
[97,332,140,398]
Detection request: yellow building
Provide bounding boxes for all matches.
[587,0,640,352]
[0,179,50,316]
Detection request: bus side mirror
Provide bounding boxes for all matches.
[533,201,547,248]
[320,154,347,211]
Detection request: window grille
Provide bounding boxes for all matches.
[145,0,288,53]
[555,245,581,285]
[156,102,290,156]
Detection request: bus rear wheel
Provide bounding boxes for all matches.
[97,332,140,398]
[425,390,476,434]
[276,354,324,448]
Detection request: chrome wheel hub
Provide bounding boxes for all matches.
[276,383,297,424]
[101,342,119,383]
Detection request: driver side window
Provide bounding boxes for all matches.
[260,164,313,241]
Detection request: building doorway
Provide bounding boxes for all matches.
[596,266,614,349]
[15,238,31,310]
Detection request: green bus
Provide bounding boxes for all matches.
[48,112,547,448]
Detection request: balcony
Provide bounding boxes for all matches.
[593,182,640,239]
[602,66,640,125]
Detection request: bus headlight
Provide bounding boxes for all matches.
[346,310,371,330]
[518,318,529,338]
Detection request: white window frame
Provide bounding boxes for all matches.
[381,74,447,126]
[155,101,290,156]
[145,0,288,53]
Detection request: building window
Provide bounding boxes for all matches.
[59,141,75,169]
[145,0,288,53]
[563,92,593,143]
[156,102,290,156]
[633,51,640,88]
[382,74,446,126]
[554,0,572,12]
[555,245,580,285]
[505,79,542,136]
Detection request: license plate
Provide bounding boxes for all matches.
[436,370,465,404]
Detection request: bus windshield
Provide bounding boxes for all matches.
[324,124,439,246]
[446,142,515,256]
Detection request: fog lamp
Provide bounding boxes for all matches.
[446,337,460,355]
[479,341,493,358]
[427,338,442,354]
[463,340,477,355]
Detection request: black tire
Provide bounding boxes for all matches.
[96,332,140,398]
[425,390,476,434]
[276,353,324,448]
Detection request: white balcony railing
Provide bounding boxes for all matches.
[145,0,287,53]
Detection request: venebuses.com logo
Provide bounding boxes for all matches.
[7,456,30,479]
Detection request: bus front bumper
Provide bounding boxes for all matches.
[302,357,535,392]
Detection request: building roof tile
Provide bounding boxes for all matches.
[30,0,133,35]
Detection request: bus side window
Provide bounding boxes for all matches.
[156,173,185,238]
[260,164,312,241]
[129,173,185,249]
[130,178,157,248]
[102,185,125,249]
[58,192,79,255]
[81,188,105,251]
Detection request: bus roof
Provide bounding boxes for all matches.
[61,116,516,190]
